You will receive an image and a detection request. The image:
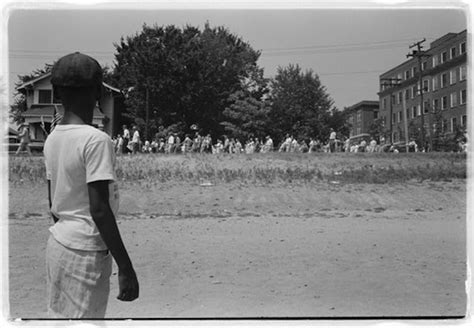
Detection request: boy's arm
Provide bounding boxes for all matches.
[47,180,59,223]
[88,180,139,302]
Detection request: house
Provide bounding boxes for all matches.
[345,100,379,137]
[16,72,125,141]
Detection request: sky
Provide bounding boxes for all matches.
[5,4,468,112]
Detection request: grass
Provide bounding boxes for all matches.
[8,152,467,185]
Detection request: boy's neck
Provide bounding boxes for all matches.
[59,108,92,125]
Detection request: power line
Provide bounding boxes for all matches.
[9,36,435,60]
[261,37,433,51]
[7,43,414,60]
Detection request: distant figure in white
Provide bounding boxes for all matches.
[16,123,32,155]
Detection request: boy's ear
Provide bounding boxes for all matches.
[96,84,103,101]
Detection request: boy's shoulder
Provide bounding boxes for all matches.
[48,124,111,144]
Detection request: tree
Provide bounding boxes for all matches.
[368,117,387,143]
[326,108,351,140]
[112,22,260,140]
[267,64,334,143]
[221,66,272,141]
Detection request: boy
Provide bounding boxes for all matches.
[44,52,139,318]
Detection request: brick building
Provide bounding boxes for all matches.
[378,30,467,147]
[346,100,379,137]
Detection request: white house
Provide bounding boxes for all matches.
[16,72,123,141]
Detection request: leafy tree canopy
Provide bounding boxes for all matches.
[112,22,261,139]
[221,66,272,141]
[267,64,335,143]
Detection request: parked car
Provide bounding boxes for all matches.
[3,135,44,154]
[379,142,416,153]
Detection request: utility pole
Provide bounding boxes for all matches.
[407,39,432,151]
[380,78,401,144]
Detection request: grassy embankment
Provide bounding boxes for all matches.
[8,152,466,185]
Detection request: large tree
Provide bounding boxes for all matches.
[112,22,260,139]
[267,64,335,143]
[221,66,272,141]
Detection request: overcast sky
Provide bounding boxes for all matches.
[6,5,467,111]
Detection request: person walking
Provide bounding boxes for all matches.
[122,125,131,154]
[329,128,337,153]
[44,52,139,318]
[15,123,32,155]
[131,125,140,154]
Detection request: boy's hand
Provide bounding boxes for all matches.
[117,269,139,302]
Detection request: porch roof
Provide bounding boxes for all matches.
[23,105,104,118]
[16,72,121,94]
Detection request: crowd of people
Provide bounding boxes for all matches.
[111,125,403,155]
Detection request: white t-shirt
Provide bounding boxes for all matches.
[123,128,130,139]
[132,130,140,144]
[44,124,119,251]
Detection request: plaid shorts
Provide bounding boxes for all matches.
[46,235,112,318]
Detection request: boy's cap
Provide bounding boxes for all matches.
[51,52,102,87]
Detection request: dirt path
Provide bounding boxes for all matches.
[8,180,466,318]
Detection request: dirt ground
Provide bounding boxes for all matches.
[7,179,466,319]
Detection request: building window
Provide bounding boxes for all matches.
[460,42,466,54]
[432,76,438,91]
[405,89,410,100]
[406,108,410,120]
[441,73,448,88]
[423,100,430,114]
[417,105,421,116]
[451,117,457,132]
[392,113,396,125]
[432,56,438,68]
[461,115,467,127]
[450,69,457,85]
[412,85,417,98]
[422,61,428,71]
[412,66,417,76]
[441,51,448,63]
[398,111,402,123]
[441,96,448,110]
[423,79,429,92]
[38,89,52,104]
[450,46,457,59]
[412,106,417,118]
[433,98,439,112]
[449,92,458,108]
[398,91,402,104]
[405,70,410,80]
[382,98,387,110]
[459,65,467,81]
[442,119,448,133]
[460,89,466,105]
